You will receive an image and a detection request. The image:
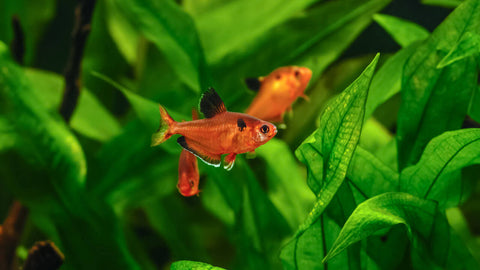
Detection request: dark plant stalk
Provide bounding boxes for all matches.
[59,0,97,122]
[10,15,25,65]
[0,201,29,270]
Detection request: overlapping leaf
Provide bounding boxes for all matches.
[373,14,429,48]
[280,54,379,268]
[397,0,480,169]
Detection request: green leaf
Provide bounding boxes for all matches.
[194,0,321,64]
[437,32,480,68]
[170,260,226,270]
[400,129,480,208]
[0,42,85,206]
[280,54,379,267]
[113,0,209,91]
[324,192,479,269]
[397,0,480,169]
[365,42,421,119]
[373,14,429,47]
[470,86,480,123]
[255,139,315,230]
[24,68,122,142]
[422,0,462,8]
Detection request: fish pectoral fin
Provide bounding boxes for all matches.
[300,94,310,102]
[245,77,262,91]
[245,151,256,159]
[199,87,227,118]
[177,136,221,167]
[223,153,237,171]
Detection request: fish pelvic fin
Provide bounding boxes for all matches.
[199,87,227,118]
[151,105,175,146]
[177,136,221,167]
[223,153,236,171]
[191,108,199,120]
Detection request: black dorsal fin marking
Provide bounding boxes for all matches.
[199,87,227,118]
[245,77,261,91]
[177,136,221,167]
[237,118,247,131]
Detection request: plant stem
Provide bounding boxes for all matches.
[59,0,97,122]
[10,15,25,65]
[0,201,29,270]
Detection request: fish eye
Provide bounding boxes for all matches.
[276,74,281,80]
[189,179,194,187]
[260,125,270,134]
[294,70,300,77]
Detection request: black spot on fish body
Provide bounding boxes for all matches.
[237,118,247,131]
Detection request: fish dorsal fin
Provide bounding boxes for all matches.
[191,108,199,120]
[245,77,263,91]
[199,87,227,118]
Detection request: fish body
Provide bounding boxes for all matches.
[152,88,277,170]
[177,110,200,197]
[245,66,312,122]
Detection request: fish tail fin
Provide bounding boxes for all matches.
[151,105,176,146]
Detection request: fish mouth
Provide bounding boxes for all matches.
[272,125,278,136]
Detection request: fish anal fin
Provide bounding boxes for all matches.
[300,94,310,101]
[199,87,227,118]
[224,153,237,171]
[245,77,262,91]
[177,136,221,167]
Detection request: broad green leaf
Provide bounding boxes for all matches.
[400,129,480,208]
[347,146,399,200]
[422,0,462,8]
[171,260,226,270]
[113,0,209,91]
[470,86,480,123]
[91,72,186,153]
[365,42,421,119]
[24,68,122,142]
[359,118,392,153]
[105,0,140,65]
[214,0,390,110]
[255,139,315,230]
[437,32,480,68]
[373,14,429,48]
[0,42,85,207]
[0,42,140,270]
[324,192,479,269]
[397,0,480,169]
[204,159,291,269]
[195,0,321,64]
[280,54,379,267]
[0,116,16,152]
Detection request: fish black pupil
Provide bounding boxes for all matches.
[260,125,269,134]
[294,70,300,77]
[237,118,247,131]
[276,75,281,80]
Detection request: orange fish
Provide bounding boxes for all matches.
[152,88,277,170]
[245,66,312,122]
[177,109,201,197]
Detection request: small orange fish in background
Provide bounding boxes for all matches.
[245,66,312,123]
[177,109,201,197]
[152,87,277,170]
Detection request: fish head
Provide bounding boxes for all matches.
[251,120,277,145]
[263,66,312,97]
[177,177,200,197]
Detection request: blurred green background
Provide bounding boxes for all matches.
[0,0,479,269]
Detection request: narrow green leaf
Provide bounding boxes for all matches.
[397,0,480,169]
[400,129,480,208]
[437,32,480,68]
[170,260,226,270]
[470,86,480,123]
[422,0,462,8]
[113,0,209,91]
[373,14,429,47]
[255,139,315,230]
[195,0,321,64]
[323,192,436,262]
[24,68,121,142]
[281,54,379,267]
[365,42,421,119]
